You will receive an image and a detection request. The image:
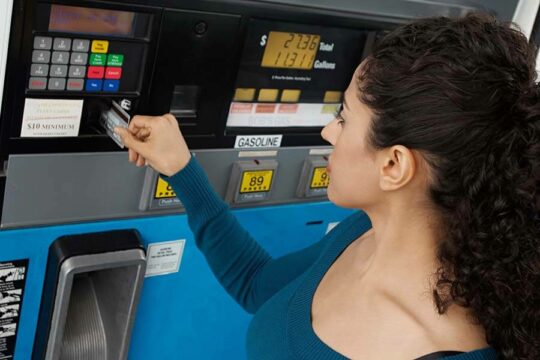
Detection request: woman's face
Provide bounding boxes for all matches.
[321,73,382,209]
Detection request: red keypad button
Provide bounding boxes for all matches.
[87,66,104,79]
[105,67,122,80]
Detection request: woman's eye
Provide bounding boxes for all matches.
[334,104,345,125]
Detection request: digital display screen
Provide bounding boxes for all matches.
[49,5,136,37]
[226,20,367,128]
[261,31,320,70]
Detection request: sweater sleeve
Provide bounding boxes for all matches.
[162,156,329,313]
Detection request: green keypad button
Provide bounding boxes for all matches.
[107,54,124,66]
[90,53,106,66]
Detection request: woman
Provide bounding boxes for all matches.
[116,13,539,360]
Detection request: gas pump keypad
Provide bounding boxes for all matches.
[29,36,124,92]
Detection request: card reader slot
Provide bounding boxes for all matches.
[169,85,200,125]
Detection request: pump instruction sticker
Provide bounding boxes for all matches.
[20,98,83,137]
[0,259,28,360]
[145,240,185,277]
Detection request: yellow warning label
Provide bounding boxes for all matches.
[310,167,330,189]
[240,170,274,194]
[154,177,177,199]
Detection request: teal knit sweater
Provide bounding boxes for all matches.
[164,157,497,360]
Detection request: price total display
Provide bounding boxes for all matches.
[240,170,274,193]
[261,31,321,70]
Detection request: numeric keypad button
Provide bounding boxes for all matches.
[34,37,52,50]
[53,38,72,51]
[70,52,88,65]
[30,64,49,77]
[32,50,50,63]
[51,51,69,64]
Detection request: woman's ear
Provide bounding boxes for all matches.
[379,145,416,191]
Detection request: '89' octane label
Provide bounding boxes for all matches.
[240,170,274,193]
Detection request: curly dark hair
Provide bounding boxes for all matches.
[358,12,540,359]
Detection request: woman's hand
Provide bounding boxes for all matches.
[114,114,191,176]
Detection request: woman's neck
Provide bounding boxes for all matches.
[358,201,443,290]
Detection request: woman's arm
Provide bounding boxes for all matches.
[115,114,331,312]
[164,156,330,313]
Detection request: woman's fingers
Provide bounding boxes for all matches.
[118,114,191,176]
[136,154,146,167]
[115,127,150,157]
[128,115,154,132]
[128,148,137,163]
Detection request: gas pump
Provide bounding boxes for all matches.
[0,0,530,359]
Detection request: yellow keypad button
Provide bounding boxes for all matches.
[154,177,176,199]
[240,170,274,194]
[310,167,330,189]
[91,40,109,53]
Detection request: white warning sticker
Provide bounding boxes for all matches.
[20,98,83,137]
[0,259,28,359]
[145,240,185,277]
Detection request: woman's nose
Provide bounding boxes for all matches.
[321,120,336,145]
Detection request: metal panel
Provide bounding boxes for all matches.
[2,152,148,228]
[1,148,337,228]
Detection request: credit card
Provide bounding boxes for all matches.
[100,100,131,148]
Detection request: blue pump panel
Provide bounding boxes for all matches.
[0,202,353,359]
